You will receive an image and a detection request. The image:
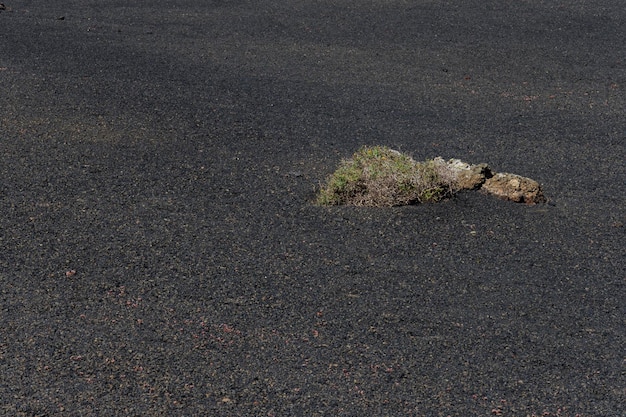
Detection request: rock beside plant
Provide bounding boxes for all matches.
[441,158,493,190]
[481,172,546,204]
[316,146,546,206]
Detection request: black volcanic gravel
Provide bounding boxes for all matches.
[1,1,624,416]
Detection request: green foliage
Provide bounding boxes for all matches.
[316,146,459,207]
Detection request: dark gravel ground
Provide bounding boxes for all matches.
[1,1,624,416]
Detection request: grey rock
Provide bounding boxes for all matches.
[439,158,493,190]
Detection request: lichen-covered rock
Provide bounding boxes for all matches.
[481,172,546,204]
[441,158,493,190]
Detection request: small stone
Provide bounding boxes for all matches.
[481,172,546,204]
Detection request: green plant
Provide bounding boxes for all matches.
[316,146,459,207]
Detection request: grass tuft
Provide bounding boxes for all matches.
[316,146,459,207]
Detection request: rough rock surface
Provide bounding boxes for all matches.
[442,158,493,190]
[481,172,546,204]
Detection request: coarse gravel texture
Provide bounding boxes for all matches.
[1,1,624,416]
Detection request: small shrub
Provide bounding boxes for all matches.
[316,146,459,207]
